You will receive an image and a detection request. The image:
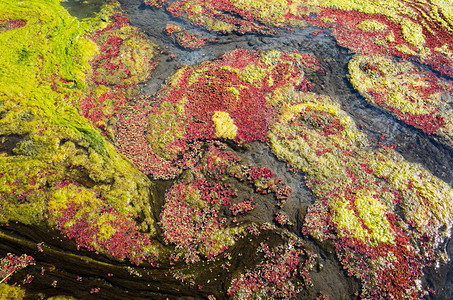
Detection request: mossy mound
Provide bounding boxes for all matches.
[348,54,453,145]
[0,0,158,265]
[115,49,322,179]
[268,87,453,298]
[79,4,159,130]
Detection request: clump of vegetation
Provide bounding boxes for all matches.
[0,0,158,265]
[268,88,453,298]
[79,4,159,130]
[228,240,314,299]
[0,253,34,299]
[114,49,322,179]
[348,54,453,146]
[147,0,453,76]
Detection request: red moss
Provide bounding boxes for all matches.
[228,241,313,299]
[229,198,257,216]
[49,184,153,265]
[164,23,182,35]
[159,179,235,260]
[114,49,321,179]
[0,253,35,284]
[144,0,166,7]
[0,19,26,30]
[175,31,208,49]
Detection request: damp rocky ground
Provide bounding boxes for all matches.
[2,0,453,299]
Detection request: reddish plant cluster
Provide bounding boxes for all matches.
[230,165,292,204]
[175,31,208,49]
[303,170,426,298]
[202,141,241,180]
[164,22,209,49]
[114,49,322,179]
[89,12,155,86]
[201,142,292,208]
[300,109,345,136]
[115,96,204,179]
[301,199,335,241]
[0,253,35,284]
[228,241,313,299]
[22,273,33,284]
[167,49,318,140]
[164,23,182,35]
[274,211,291,226]
[0,19,26,30]
[159,178,236,261]
[79,88,127,129]
[335,233,424,299]
[49,186,154,266]
[144,0,166,7]
[77,10,158,129]
[229,198,257,216]
[316,291,330,300]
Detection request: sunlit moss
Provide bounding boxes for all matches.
[220,65,268,86]
[355,191,394,244]
[400,18,425,49]
[370,149,453,249]
[147,100,187,160]
[348,54,441,115]
[0,0,158,238]
[435,43,453,59]
[331,190,394,246]
[233,0,288,25]
[0,283,24,299]
[96,213,117,240]
[47,185,101,221]
[212,111,238,139]
[357,20,387,32]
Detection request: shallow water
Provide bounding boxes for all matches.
[61,0,107,19]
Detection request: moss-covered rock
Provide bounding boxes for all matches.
[0,0,158,264]
[268,88,453,298]
[348,54,453,146]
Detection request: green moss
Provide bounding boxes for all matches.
[0,283,24,299]
[226,86,241,100]
[233,0,288,25]
[147,100,186,160]
[348,54,441,115]
[357,20,387,32]
[212,111,238,139]
[220,65,267,86]
[0,1,158,238]
[400,17,425,49]
[0,0,104,153]
[0,191,46,225]
[369,149,453,247]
